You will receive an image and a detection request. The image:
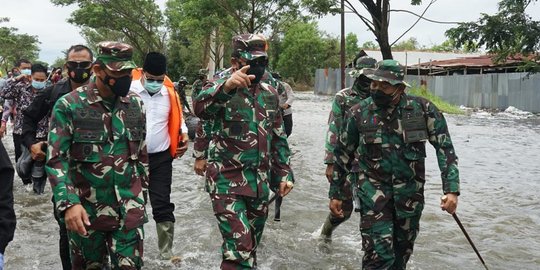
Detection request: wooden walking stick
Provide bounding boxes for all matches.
[441,195,489,270]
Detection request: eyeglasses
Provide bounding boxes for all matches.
[144,74,164,83]
[66,61,93,69]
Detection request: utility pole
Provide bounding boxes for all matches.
[340,0,346,90]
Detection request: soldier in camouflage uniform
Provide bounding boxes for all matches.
[192,68,285,176]
[320,56,376,240]
[193,34,294,270]
[331,60,460,269]
[46,42,148,270]
[191,68,209,99]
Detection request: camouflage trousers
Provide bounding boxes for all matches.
[210,193,269,270]
[68,224,144,270]
[359,199,421,270]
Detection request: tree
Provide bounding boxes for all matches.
[51,57,66,69]
[361,41,379,50]
[303,0,427,59]
[0,18,40,73]
[165,0,233,80]
[446,0,540,65]
[166,0,305,73]
[51,0,166,64]
[345,33,359,62]
[277,21,327,84]
[392,37,420,51]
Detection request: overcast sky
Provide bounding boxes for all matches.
[1,0,539,64]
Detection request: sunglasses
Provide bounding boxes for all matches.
[248,58,268,66]
[66,61,93,69]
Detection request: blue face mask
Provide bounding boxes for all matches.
[32,80,46,90]
[144,80,163,94]
[20,69,31,76]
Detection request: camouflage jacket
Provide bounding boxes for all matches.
[324,81,370,166]
[46,82,149,231]
[191,78,207,99]
[332,94,460,218]
[192,70,283,161]
[193,77,293,198]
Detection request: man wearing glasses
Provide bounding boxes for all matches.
[22,44,93,270]
[130,52,188,263]
[193,34,294,269]
[46,42,149,269]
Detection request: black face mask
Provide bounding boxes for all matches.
[247,64,265,85]
[100,73,132,97]
[371,89,396,108]
[68,67,92,84]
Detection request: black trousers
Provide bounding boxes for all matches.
[283,114,293,137]
[13,134,31,185]
[148,149,175,223]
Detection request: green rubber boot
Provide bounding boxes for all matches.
[320,214,336,243]
[156,221,176,261]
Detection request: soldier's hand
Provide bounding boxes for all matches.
[440,193,458,214]
[64,204,91,236]
[325,164,334,183]
[279,181,293,197]
[223,65,255,93]
[329,199,344,218]
[31,141,47,161]
[176,133,189,158]
[194,159,207,176]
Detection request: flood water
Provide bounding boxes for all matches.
[3,92,540,270]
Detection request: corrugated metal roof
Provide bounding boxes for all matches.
[414,54,531,68]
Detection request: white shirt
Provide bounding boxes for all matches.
[131,79,187,154]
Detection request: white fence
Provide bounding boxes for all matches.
[314,69,540,112]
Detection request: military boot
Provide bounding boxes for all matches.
[156,221,181,263]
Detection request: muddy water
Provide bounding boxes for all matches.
[3,93,539,269]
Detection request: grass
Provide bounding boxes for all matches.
[407,87,465,115]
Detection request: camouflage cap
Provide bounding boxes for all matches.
[198,68,209,76]
[232,34,268,61]
[349,56,377,78]
[178,76,188,83]
[96,41,137,71]
[360,59,411,87]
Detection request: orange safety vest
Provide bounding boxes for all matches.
[132,68,183,158]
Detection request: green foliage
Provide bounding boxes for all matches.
[301,0,424,59]
[408,87,464,114]
[321,35,341,68]
[0,18,40,73]
[51,0,165,64]
[392,37,421,51]
[445,0,540,64]
[361,41,379,50]
[345,33,359,62]
[277,21,326,84]
[51,57,66,69]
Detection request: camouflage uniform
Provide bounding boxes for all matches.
[192,69,283,161]
[191,68,209,99]
[193,34,293,270]
[322,57,376,238]
[46,42,148,270]
[333,60,460,269]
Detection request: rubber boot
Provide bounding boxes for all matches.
[156,221,181,263]
[320,214,337,243]
[274,196,283,221]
